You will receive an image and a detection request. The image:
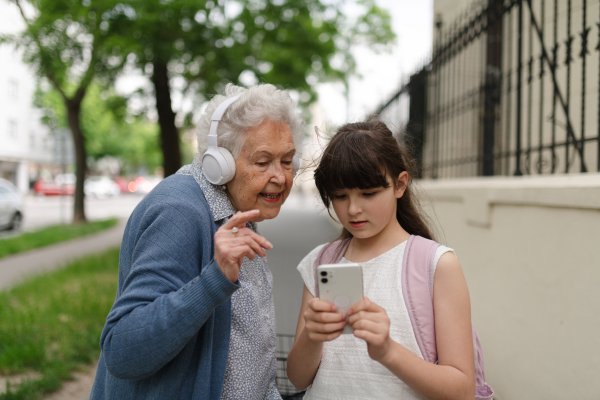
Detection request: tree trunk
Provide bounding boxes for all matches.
[66,98,87,223]
[152,60,181,177]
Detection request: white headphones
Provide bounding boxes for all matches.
[201,94,300,185]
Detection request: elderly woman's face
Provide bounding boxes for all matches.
[226,119,296,222]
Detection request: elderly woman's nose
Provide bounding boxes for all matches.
[268,162,287,183]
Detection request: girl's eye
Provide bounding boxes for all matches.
[363,192,376,197]
[332,194,346,199]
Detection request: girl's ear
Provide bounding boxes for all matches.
[395,171,409,199]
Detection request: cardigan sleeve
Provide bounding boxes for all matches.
[99,197,239,380]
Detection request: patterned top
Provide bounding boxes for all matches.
[178,157,280,400]
[297,240,453,400]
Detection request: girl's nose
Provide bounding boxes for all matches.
[348,199,362,215]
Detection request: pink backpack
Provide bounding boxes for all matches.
[314,235,494,400]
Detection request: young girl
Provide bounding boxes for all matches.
[287,121,476,399]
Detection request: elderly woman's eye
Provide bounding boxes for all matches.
[256,162,268,167]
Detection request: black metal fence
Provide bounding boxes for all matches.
[377,0,600,179]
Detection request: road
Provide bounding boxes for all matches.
[17,194,145,231]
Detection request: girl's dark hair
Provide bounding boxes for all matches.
[314,120,435,242]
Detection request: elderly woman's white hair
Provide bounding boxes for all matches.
[197,83,305,160]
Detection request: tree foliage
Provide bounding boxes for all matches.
[1,0,131,222]
[35,83,163,174]
[109,0,396,176]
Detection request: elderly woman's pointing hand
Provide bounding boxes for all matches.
[215,209,273,283]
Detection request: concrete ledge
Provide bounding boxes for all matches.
[415,173,600,227]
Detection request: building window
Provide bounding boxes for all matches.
[8,79,18,101]
[8,120,18,139]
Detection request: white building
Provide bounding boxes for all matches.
[0,0,65,193]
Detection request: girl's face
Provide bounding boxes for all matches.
[331,172,408,241]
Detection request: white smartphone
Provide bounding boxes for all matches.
[317,262,364,334]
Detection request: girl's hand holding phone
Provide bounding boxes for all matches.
[348,297,394,363]
[303,298,347,342]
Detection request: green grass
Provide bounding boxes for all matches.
[0,248,120,400]
[0,219,118,259]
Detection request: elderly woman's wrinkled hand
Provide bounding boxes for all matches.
[214,209,273,283]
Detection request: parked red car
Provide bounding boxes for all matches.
[33,174,75,196]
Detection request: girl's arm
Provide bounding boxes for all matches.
[348,252,475,400]
[286,284,346,390]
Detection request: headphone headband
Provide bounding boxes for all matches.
[208,95,241,146]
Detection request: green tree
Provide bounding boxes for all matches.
[35,82,163,174]
[112,0,395,177]
[1,0,128,222]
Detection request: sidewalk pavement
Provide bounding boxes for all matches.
[0,218,127,291]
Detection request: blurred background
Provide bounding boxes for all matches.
[0,0,599,399]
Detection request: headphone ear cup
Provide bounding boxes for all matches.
[201,147,236,185]
[218,147,236,182]
[292,155,300,177]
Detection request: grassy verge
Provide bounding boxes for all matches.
[0,248,120,400]
[0,219,118,259]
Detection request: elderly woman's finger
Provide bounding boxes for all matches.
[222,209,260,229]
[229,227,273,250]
[230,236,268,258]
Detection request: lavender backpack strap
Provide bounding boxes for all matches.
[401,235,440,364]
[403,235,494,400]
[314,239,351,298]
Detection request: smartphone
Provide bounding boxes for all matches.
[317,263,364,334]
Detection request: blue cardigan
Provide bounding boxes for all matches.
[90,173,240,399]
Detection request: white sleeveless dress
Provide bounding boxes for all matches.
[296,240,454,400]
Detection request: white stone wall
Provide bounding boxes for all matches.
[416,173,600,399]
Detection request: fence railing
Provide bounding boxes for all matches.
[377,0,600,179]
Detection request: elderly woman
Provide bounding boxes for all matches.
[90,83,304,400]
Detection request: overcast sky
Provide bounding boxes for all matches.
[317,0,433,125]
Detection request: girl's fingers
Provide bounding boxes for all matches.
[307,330,343,342]
[305,320,346,334]
[352,329,380,343]
[350,318,387,334]
[308,298,337,313]
[305,309,345,324]
[347,297,384,315]
[347,310,389,325]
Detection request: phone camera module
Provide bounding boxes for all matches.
[320,271,328,276]
[321,278,328,284]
